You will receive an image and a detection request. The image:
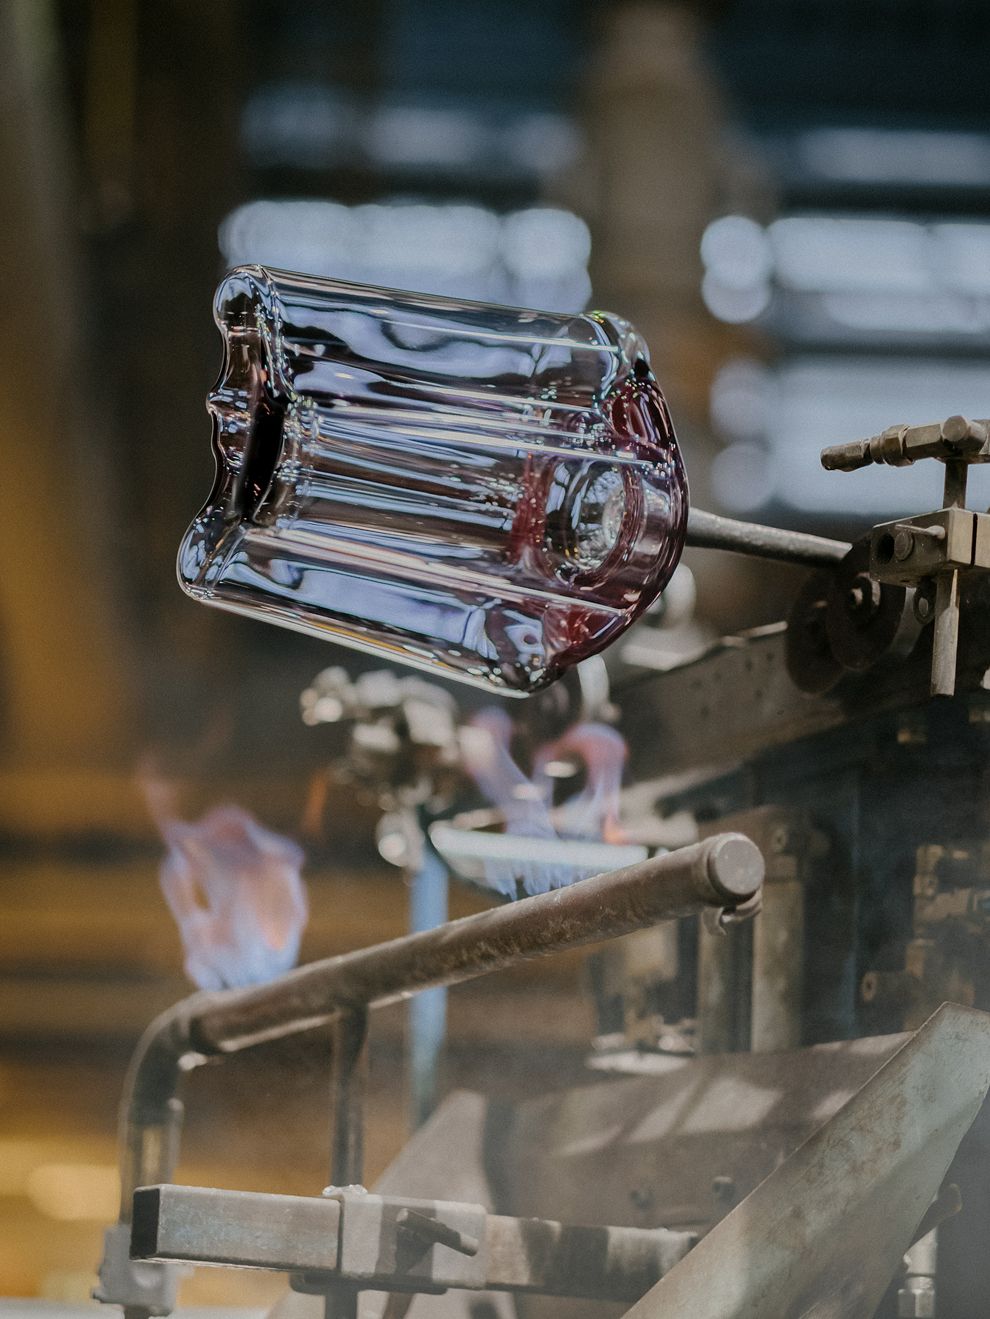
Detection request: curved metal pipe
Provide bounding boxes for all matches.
[112,833,763,1216]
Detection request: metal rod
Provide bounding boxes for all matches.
[329,1009,368,1188]
[686,508,850,567]
[191,834,761,1054]
[132,1183,696,1301]
[326,1010,367,1319]
[943,458,969,509]
[932,569,961,697]
[407,847,448,1129]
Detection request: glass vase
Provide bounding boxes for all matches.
[178,267,688,695]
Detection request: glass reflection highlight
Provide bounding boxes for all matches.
[179,268,688,695]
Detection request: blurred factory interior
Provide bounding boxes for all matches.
[3,0,990,1305]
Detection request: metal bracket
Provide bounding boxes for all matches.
[821,417,990,697]
[93,1222,184,1315]
[317,1188,488,1292]
[871,508,990,586]
[130,1183,695,1305]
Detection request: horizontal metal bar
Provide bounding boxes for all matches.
[687,508,850,567]
[820,416,990,473]
[116,835,763,1223]
[131,1186,341,1273]
[485,1214,694,1300]
[132,1185,694,1302]
[188,833,763,1056]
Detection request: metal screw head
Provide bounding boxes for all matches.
[894,528,915,561]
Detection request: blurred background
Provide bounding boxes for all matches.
[2,0,990,1305]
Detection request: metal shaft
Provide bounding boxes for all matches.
[686,508,850,568]
[132,1183,696,1302]
[329,1009,368,1188]
[114,835,762,1240]
[325,1010,368,1319]
[189,834,762,1055]
[932,569,961,698]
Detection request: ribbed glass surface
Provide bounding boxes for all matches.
[178,267,688,694]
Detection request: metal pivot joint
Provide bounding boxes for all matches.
[820,415,990,697]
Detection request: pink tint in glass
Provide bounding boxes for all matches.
[178,267,688,695]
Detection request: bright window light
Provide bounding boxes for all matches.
[712,357,990,517]
[219,200,592,313]
[797,128,990,188]
[701,211,990,335]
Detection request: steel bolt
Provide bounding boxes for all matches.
[894,528,915,561]
[897,1278,935,1318]
[396,1207,480,1258]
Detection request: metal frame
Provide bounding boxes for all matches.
[130,1184,695,1301]
[96,834,764,1318]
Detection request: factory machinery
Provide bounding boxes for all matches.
[95,416,990,1319]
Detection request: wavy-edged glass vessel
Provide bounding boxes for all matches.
[178,267,688,695]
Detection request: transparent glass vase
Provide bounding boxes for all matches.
[178,267,688,695]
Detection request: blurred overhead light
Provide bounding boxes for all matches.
[219,200,591,312]
[701,271,771,324]
[797,128,990,188]
[367,106,484,168]
[769,217,932,294]
[240,83,582,183]
[709,358,772,441]
[500,207,590,277]
[701,215,772,289]
[711,356,990,517]
[504,112,581,175]
[700,215,772,323]
[711,441,772,515]
[820,292,990,335]
[701,212,990,337]
[934,223,990,295]
[365,103,582,181]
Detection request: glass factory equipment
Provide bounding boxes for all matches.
[93,275,990,1319]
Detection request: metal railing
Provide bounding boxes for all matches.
[97,833,764,1319]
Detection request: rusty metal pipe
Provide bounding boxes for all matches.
[116,835,762,1214]
[687,508,850,567]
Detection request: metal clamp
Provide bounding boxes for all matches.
[821,415,990,697]
[317,1189,488,1292]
